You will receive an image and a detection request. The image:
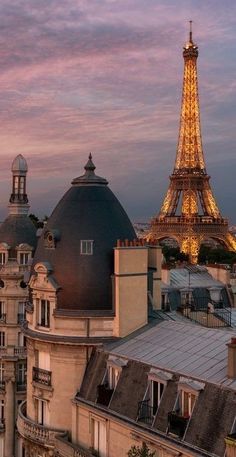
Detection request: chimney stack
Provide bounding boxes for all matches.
[227,337,236,378]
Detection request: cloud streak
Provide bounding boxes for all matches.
[0,0,235,223]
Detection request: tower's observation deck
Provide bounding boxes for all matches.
[148,23,236,262]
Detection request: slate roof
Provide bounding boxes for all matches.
[106,320,236,389]
[33,156,135,311]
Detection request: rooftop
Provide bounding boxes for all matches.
[107,320,236,390]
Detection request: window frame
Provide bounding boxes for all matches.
[38,299,50,328]
[80,240,94,255]
[91,416,107,457]
[0,332,5,347]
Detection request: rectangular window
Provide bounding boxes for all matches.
[0,400,4,424]
[0,363,4,385]
[80,240,93,255]
[18,302,26,323]
[0,302,5,322]
[38,351,50,371]
[17,362,26,385]
[19,253,29,265]
[39,300,50,328]
[0,332,5,347]
[36,399,48,426]
[92,419,107,457]
[108,366,119,390]
[151,380,164,415]
[181,391,196,418]
[0,253,5,265]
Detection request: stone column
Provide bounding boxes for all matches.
[5,376,15,457]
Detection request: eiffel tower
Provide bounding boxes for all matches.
[148,22,236,263]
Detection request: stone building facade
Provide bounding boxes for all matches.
[0,155,36,456]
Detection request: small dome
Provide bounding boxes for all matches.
[33,156,136,312]
[11,154,28,173]
[0,215,37,255]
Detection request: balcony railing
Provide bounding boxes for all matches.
[55,436,95,457]
[97,384,113,406]
[137,399,154,425]
[0,314,6,323]
[17,400,67,447]
[14,346,27,357]
[33,367,52,387]
[168,411,189,438]
[17,381,26,392]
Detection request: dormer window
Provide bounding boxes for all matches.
[80,240,93,255]
[38,300,50,328]
[151,380,164,415]
[108,365,120,390]
[181,391,196,418]
[20,253,29,265]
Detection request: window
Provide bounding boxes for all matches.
[18,332,26,347]
[17,362,26,386]
[181,391,196,418]
[151,380,164,415]
[19,253,29,265]
[36,399,48,426]
[0,363,4,386]
[0,302,5,321]
[80,240,93,255]
[0,400,4,424]
[0,253,5,265]
[18,302,26,323]
[0,332,5,347]
[108,365,120,390]
[92,418,107,457]
[38,300,50,328]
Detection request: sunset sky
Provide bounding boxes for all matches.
[0,0,235,223]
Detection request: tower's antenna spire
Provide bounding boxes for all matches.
[189,20,193,43]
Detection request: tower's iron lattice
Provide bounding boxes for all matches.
[147,23,236,263]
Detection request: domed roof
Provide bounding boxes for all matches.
[0,215,37,253]
[11,154,28,173]
[33,156,136,311]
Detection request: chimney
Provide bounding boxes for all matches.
[227,337,236,378]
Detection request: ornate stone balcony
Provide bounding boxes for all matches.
[55,436,94,457]
[33,367,52,386]
[17,401,67,448]
[14,346,27,357]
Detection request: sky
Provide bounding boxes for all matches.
[0,0,235,223]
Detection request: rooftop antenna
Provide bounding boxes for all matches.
[189,20,193,42]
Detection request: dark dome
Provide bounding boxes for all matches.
[0,215,37,253]
[33,156,136,311]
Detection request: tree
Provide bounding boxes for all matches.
[127,442,156,457]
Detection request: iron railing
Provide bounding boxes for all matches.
[181,304,231,328]
[137,399,154,425]
[33,367,52,386]
[168,411,189,438]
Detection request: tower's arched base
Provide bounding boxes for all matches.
[146,216,236,264]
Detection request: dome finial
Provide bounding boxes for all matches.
[84,153,96,173]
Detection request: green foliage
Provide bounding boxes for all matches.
[162,246,189,263]
[127,442,156,457]
[29,213,47,229]
[198,245,236,266]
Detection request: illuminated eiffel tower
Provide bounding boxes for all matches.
[148,22,236,263]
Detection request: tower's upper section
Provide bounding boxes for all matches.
[0,154,37,255]
[174,22,206,173]
[9,154,29,215]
